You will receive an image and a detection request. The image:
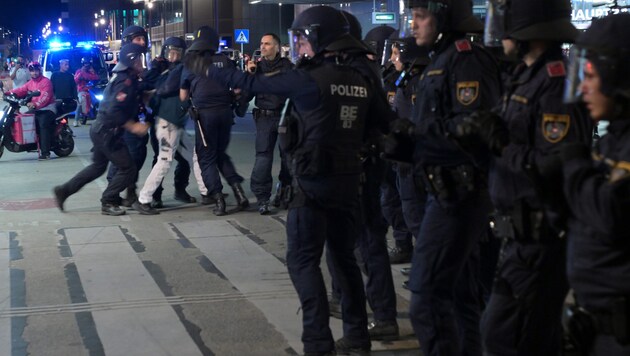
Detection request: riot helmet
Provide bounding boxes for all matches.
[122,25,148,50]
[288,6,364,63]
[485,0,577,47]
[161,36,186,61]
[187,26,219,53]
[81,57,93,66]
[400,0,483,40]
[341,10,362,40]
[565,13,630,107]
[364,25,396,64]
[112,43,146,72]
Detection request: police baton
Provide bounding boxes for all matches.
[196,119,208,147]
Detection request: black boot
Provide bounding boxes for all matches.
[230,183,249,210]
[121,188,138,208]
[212,192,227,216]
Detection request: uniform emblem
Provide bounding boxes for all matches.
[116,92,127,102]
[542,113,570,143]
[546,61,566,77]
[455,40,472,52]
[387,91,395,107]
[456,81,479,106]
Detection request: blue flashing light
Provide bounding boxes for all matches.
[49,41,72,50]
[76,41,96,49]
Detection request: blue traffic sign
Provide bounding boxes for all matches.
[234,29,250,44]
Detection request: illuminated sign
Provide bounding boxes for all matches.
[372,12,396,24]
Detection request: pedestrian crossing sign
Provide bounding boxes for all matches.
[235,29,250,44]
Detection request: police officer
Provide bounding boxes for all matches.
[107,25,152,207]
[387,36,429,268]
[460,0,590,354]
[181,26,250,216]
[189,6,391,355]
[392,0,502,354]
[560,13,630,356]
[323,11,400,342]
[53,44,150,215]
[245,32,293,215]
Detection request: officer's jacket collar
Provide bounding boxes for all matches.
[509,47,564,86]
[429,33,465,58]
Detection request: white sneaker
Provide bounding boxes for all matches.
[73,121,79,127]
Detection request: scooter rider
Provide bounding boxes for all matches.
[8,61,57,160]
[53,43,150,216]
[73,57,99,126]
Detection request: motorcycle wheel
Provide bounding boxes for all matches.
[53,128,74,157]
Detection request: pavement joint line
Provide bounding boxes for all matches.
[0,290,297,318]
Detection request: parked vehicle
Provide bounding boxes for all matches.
[0,82,74,159]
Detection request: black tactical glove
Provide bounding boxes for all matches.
[456,110,509,156]
[380,118,416,163]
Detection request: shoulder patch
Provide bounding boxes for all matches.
[455,40,472,52]
[542,113,570,143]
[116,92,128,102]
[546,61,566,78]
[456,81,479,106]
[124,78,132,86]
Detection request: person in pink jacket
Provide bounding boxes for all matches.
[9,61,57,160]
[73,57,99,126]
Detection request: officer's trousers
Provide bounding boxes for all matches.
[108,128,149,193]
[149,118,195,201]
[195,109,243,196]
[380,164,413,245]
[396,164,426,239]
[59,127,135,205]
[328,161,397,322]
[481,238,568,356]
[592,335,630,356]
[138,118,207,205]
[286,204,369,354]
[408,190,490,356]
[250,114,291,203]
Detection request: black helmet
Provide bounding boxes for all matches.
[187,26,219,53]
[565,13,630,103]
[161,36,187,58]
[113,43,146,72]
[506,0,577,43]
[81,57,93,65]
[341,10,362,40]
[289,6,366,62]
[121,25,148,49]
[404,0,483,34]
[364,25,396,63]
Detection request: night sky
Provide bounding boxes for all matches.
[0,0,64,35]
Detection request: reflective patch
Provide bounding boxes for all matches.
[426,69,444,76]
[116,92,127,102]
[542,113,570,143]
[456,81,479,106]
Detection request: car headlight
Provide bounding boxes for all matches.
[95,94,104,101]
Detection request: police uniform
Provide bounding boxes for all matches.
[182,54,245,201]
[480,47,590,355]
[55,70,140,209]
[407,36,501,356]
[560,13,630,355]
[249,54,293,207]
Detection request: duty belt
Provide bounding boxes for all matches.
[490,205,558,242]
[255,108,281,117]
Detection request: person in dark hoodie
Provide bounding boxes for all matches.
[245,32,294,215]
[133,37,208,215]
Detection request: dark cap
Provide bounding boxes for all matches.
[507,0,577,43]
